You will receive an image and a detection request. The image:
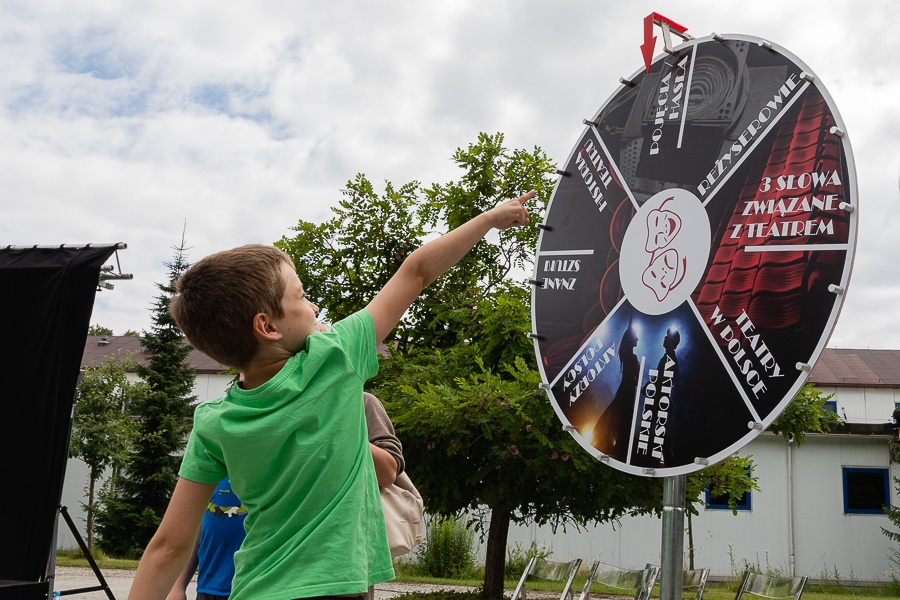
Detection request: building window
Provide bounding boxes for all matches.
[823,400,837,413]
[706,486,751,511]
[842,467,890,514]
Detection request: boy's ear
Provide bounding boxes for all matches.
[251,312,282,341]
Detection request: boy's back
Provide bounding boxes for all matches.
[128,190,532,600]
[180,311,392,600]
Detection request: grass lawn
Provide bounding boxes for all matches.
[492,575,900,600]
[55,551,898,600]
[397,572,900,600]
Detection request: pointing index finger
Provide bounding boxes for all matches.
[516,190,536,205]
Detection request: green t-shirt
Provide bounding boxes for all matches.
[179,310,394,600]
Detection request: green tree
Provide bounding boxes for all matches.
[882,476,900,574]
[408,133,551,353]
[95,239,197,557]
[373,313,661,597]
[277,175,424,346]
[277,132,554,352]
[279,133,663,597]
[70,352,146,549]
[87,324,114,336]
[770,383,842,443]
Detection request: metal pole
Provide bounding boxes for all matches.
[660,474,686,600]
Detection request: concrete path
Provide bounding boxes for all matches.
[50,566,522,600]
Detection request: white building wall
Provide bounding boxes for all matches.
[791,434,897,582]
[690,436,791,573]
[819,386,898,424]
[501,432,898,583]
[57,373,233,550]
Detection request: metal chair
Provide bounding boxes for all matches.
[577,561,660,600]
[734,572,808,600]
[511,557,583,600]
[682,567,710,600]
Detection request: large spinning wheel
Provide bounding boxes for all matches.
[531,33,857,477]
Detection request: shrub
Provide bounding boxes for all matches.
[418,516,476,579]
[505,541,552,581]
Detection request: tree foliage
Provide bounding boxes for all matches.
[770,383,842,443]
[882,476,900,573]
[373,288,661,526]
[278,133,661,597]
[70,351,146,549]
[372,285,662,598]
[276,132,554,353]
[686,455,759,515]
[95,239,197,558]
[277,176,424,348]
[87,324,114,336]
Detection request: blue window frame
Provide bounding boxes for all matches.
[706,485,751,511]
[842,467,890,514]
[824,400,837,413]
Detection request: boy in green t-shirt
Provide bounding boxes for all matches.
[127,190,533,600]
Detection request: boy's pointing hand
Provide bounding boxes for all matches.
[490,190,535,230]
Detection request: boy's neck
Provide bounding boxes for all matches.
[240,358,290,390]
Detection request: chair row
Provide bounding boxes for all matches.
[511,559,806,600]
[511,558,708,600]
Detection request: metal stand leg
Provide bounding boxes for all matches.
[660,475,685,600]
[55,506,117,600]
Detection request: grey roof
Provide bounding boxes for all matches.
[808,348,900,388]
[82,335,231,375]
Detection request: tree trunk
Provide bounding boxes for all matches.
[87,468,97,550]
[482,508,511,600]
[686,509,694,570]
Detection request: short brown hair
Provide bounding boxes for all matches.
[170,244,293,369]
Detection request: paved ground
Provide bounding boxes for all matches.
[51,566,556,600]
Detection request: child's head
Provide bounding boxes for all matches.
[170,244,295,370]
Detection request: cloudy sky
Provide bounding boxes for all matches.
[2,1,898,349]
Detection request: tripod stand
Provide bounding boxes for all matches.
[48,507,117,600]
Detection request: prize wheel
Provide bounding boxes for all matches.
[531,34,857,477]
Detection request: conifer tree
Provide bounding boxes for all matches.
[70,351,145,550]
[95,238,197,557]
[882,474,900,572]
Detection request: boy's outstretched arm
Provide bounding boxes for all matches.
[165,529,201,600]
[128,478,217,600]
[365,190,534,343]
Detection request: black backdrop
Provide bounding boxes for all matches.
[0,245,118,588]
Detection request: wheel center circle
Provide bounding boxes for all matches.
[619,188,711,315]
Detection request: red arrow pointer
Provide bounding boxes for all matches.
[651,12,689,35]
[640,13,656,73]
[640,13,690,73]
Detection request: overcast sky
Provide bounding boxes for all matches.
[2,1,898,349]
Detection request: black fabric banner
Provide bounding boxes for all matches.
[0,245,118,586]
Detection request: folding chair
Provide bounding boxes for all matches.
[511,556,583,600]
[682,567,710,600]
[734,572,808,600]
[577,561,660,600]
